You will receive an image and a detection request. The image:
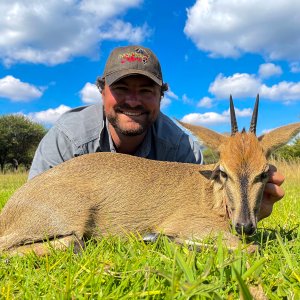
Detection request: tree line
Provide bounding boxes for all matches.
[0,115,46,172]
[273,137,300,160]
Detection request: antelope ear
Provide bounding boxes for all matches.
[199,170,214,180]
[178,121,226,152]
[258,122,300,158]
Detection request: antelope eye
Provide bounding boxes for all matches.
[220,170,228,179]
[260,171,269,181]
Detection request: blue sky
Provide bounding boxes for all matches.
[0,0,300,135]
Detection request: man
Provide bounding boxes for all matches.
[29,45,284,220]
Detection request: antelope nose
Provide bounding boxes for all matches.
[235,222,256,236]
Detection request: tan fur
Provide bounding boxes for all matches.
[219,133,268,231]
[0,121,300,255]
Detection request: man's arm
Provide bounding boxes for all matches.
[175,133,203,164]
[28,126,76,180]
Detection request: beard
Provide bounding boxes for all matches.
[106,104,155,136]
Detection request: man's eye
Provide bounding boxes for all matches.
[141,88,153,93]
[113,86,127,91]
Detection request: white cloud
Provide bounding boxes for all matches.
[0,0,147,66]
[260,81,300,101]
[165,88,178,100]
[160,97,171,110]
[290,62,300,73]
[182,94,193,105]
[261,128,273,134]
[181,112,227,126]
[98,21,150,43]
[80,82,102,104]
[223,107,252,117]
[27,105,71,125]
[197,96,213,108]
[0,75,43,101]
[209,73,261,99]
[181,107,252,126]
[258,63,282,79]
[209,72,300,102]
[184,0,300,61]
[161,88,178,109]
[79,0,141,17]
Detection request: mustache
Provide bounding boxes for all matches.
[115,103,148,113]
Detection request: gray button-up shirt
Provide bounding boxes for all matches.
[28,103,203,179]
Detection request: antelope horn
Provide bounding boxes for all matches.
[249,94,259,134]
[230,95,238,135]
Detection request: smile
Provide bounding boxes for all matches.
[120,111,145,116]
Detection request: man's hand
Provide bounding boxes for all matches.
[259,164,285,220]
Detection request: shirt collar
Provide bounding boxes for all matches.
[98,118,116,152]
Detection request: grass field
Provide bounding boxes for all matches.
[0,161,299,299]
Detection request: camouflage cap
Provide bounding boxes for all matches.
[103,45,163,86]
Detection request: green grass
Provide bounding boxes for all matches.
[0,162,299,299]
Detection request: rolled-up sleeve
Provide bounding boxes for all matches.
[28,126,76,180]
[175,133,203,165]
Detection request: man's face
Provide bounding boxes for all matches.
[102,75,161,136]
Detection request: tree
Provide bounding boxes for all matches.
[0,115,47,172]
[273,137,300,160]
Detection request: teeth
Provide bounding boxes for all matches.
[122,111,142,116]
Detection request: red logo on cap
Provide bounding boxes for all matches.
[119,48,149,65]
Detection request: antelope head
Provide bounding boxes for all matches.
[180,95,300,236]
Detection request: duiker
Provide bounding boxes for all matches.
[1,96,300,255]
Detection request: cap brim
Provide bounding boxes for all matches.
[105,69,162,86]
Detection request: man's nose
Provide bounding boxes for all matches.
[124,91,141,106]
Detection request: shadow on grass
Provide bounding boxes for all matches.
[250,224,300,245]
